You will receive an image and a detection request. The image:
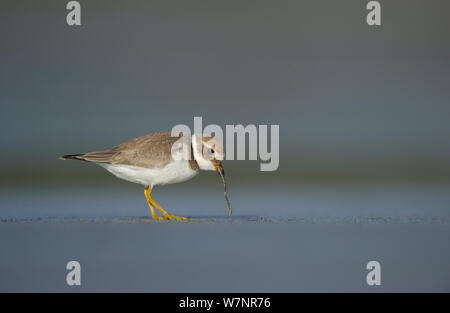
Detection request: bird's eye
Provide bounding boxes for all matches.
[209,148,215,154]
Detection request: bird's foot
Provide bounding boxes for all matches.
[151,213,163,220]
[162,213,188,221]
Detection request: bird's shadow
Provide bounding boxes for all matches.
[126,215,291,224]
[0,215,289,224]
[132,215,263,223]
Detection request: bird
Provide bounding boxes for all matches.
[60,131,227,220]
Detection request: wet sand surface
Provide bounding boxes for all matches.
[1,184,450,292]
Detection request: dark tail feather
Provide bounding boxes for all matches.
[60,149,116,163]
[59,154,87,161]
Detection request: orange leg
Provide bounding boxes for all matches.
[144,186,188,220]
[144,186,163,220]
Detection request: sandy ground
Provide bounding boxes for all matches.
[1,183,450,292]
[0,216,449,292]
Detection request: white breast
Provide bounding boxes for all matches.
[99,160,199,187]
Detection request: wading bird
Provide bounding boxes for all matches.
[61,132,231,220]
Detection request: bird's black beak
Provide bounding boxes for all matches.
[215,162,225,177]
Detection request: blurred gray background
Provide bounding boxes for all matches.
[1,0,450,186]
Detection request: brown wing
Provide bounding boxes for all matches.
[61,131,183,169]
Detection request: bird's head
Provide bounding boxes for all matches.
[192,134,225,175]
